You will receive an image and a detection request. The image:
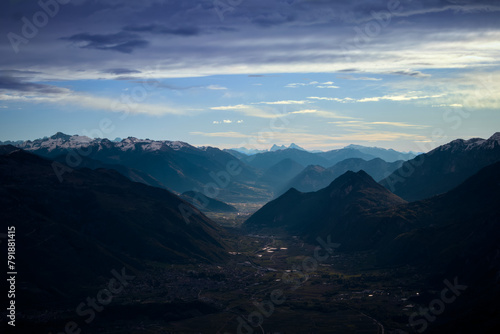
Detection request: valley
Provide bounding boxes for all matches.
[1,132,499,333]
[19,230,428,334]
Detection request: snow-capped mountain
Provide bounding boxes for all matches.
[270,143,306,152]
[380,132,500,201]
[17,132,195,153]
[10,132,266,203]
[435,132,500,153]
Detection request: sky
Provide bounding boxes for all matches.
[0,0,499,152]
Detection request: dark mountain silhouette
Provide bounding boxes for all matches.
[0,144,19,155]
[0,147,227,302]
[380,132,500,201]
[283,158,403,194]
[376,161,500,333]
[52,153,167,189]
[378,160,500,269]
[181,191,237,213]
[245,170,406,248]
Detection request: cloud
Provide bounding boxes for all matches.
[328,121,373,130]
[290,109,318,114]
[286,81,339,89]
[308,96,355,103]
[211,104,251,111]
[0,75,70,95]
[255,100,310,105]
[210,104,287,118]
[291,109,358,119]
[308,93,444,103]
[251,13,296,27]
[357,93,444,102]
[0,74,186,117]
[0,91,185,116]
[124,24,200,36]
[62,32,149,53]
[207,130,430,149]
[102,68,142,75]
[328,120,430,130]
[370,121,430,128]
[205,85,228,90]
[285,81,319,88]
[190,131,249,138]
[386,70,431,78]
[213,119,243,124]
[432,103,463,108]
[338,75,382,81]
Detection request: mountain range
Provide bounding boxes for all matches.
[245,169,407,248]
[230,145,417,170]
[0,146,227,302]
[244,157,500,333]
[13,132,268,203]
[7,133,422,206]
[380,132,500,201]
[1,131,500,333]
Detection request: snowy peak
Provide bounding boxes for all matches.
[113,137,193,152]
[50,132,72,141]
[270,143,306,152]
[270,144,287,151]
[436,132,500,153]
[489,132,500,141]
[288,143,306,151]
[16,133,194,153]
[19,133,94,152]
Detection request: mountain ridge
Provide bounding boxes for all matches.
[380,132,500,201]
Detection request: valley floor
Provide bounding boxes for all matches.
[17,228,430,334]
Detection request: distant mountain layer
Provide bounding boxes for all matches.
[0,147,228,301]
[282,158,403,194]
[258,158,304,193]
[239,148,333,169]
[380,132,500,201]
[342,144,417,162]
[239,146,416,170]
[181,191,237,213]
[229,143,416,161]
